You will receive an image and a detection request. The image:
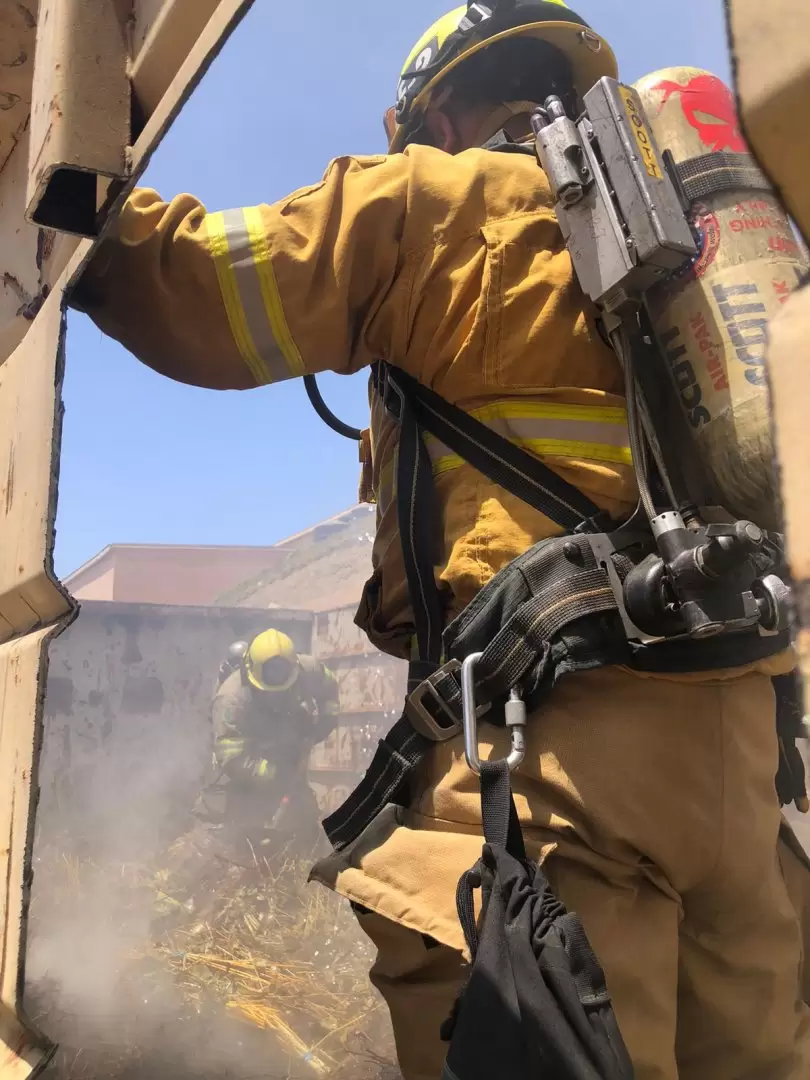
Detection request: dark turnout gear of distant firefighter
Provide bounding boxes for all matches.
[72,0,810,1074]
[196,630,340,834]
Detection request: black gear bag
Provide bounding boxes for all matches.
[440,759,635,1080]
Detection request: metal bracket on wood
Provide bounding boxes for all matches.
[25,0,131,237]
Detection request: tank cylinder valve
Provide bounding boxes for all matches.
[533,96,591,208]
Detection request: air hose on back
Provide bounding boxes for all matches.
[303,375,363,441]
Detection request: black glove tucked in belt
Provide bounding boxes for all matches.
[774,671,809,813]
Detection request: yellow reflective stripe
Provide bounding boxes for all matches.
[432,441,632,475]
[242,206,306,379]
[469,401,627,425]
[205,212,271,386]
[204,208,305,384]
[255,759,276,779]
[424,400,632,476]
[217,738,245,763]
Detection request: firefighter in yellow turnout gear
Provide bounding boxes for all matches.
[72,3,810,1076]
[194,630,340,848]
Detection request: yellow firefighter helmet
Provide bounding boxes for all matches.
[245,629,300,692]
[385,1,617,151]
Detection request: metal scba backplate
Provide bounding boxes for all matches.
[557,77,697,309]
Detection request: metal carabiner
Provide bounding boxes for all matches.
[461,653,527,775]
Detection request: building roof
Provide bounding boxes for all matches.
[63,505,378,613]
[216,505,377,612]
[65,542,285,586]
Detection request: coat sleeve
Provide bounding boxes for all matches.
[297,656,341,743]
[70,153,412,391]
[211,684,276,783]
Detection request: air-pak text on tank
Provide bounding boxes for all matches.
[689,311,728,392]
[660,325,711,428]
[711,283,768,387]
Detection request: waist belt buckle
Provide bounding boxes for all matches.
[376,363,404,422]
[406,659,488,742]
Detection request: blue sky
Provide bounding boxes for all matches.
[55,0,732,578]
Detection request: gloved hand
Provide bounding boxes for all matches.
[774,672,810,813]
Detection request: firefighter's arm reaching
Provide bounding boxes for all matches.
[211,695,275,783]
[70,152,421,390]
[298,656,342,744]
[70,146,568,394]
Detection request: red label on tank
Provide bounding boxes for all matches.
[769,235,800,256]
[774,279,792,305]
[691,202,720,278]
[653,73,747,153]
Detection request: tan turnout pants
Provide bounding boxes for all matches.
[780,819,810,1005]
[313,667,810,1080]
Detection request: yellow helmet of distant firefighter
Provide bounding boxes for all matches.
[384,0,617,151]
[244,629,299,692]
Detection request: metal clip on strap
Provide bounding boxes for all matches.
[462,653,526,775]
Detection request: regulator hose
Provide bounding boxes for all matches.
[303,375,363,441]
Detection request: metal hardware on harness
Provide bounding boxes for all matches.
[406,659,463,741]
[531,100,590,208]
[533,79,697,311]
[533,77,793,647]
[753,574,792,635]
[582,527,666,646]
[406,659,493,742]
[462,653,527,775]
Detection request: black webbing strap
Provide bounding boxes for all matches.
[323,712,434,849]
[377,364,608,533]
[320,374,448,846]
[455,759,526,957]
[324,363,609,850]
[480,758,526,857]
[675,150,771,203]
[481,129,536,156]
[389,373,445,666]
[322,537,621,850]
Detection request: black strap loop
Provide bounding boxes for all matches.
[378,364,607,533]
[480,759,526,859]
[675,150,771,204]
[397,390,445,665]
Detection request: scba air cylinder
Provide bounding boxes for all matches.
[634,67,808,530]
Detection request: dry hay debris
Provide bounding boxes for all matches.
[150,839,398,1077]
[28,843,400,1079]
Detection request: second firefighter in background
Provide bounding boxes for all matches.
[195,629,340,846]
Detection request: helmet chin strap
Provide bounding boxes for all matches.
[471,99,539,147]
